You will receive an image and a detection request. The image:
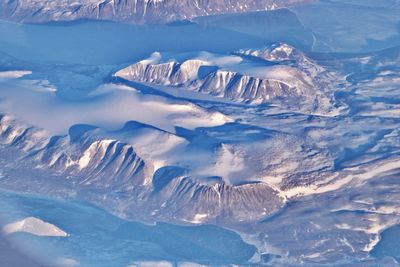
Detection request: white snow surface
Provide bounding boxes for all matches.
[115,47,340,115]
[3,217,68,237]
[0,73,231,135]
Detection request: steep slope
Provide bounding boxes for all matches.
[0,114,287,223]
[115,44,341,115]
[0,0,312,24]
[234,42,324,73]
[0,116,147,188]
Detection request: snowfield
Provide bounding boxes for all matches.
[0,0,399,266]
[3,217,68,237]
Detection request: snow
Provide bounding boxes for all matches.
[127,261,173,267]
[334,217,399,252]
[0,71,32,79]
[0,2,399,265]
[115,48,339,115]
[0,0,309,24]
[284,158,400,198]
[2,217,68,237]
[236,43,298,62]
[78,140,115,170]
[52,257,80,267]
[197,144,245,184]
[359,108,400,118]
[190,213,208,224]
[178,262,207,267]
[140,52,162,65]
[0,75,231,135]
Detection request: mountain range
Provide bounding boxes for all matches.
[0,0,312,23]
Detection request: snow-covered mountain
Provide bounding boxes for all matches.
[0,68,335,223]
[1,2,400,264]
[0,0,312,24]
[115,43,342,115]
[0,114,288,223]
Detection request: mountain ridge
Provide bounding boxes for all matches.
[0,0,313,24]
[115,44,343,115]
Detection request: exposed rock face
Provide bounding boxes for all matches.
[0,0,312,24]
[196,69,295,102]
[0,116,146,186]
[115,44,341,115]
[0,114,285,224]
[234,42,326,76]
[236,42,303,62]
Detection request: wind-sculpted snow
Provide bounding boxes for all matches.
[3,217,68,237]
[1,42,399,265]
[0,72,232,134]
[115,44,342,115]
[0,2,400,265]
[0,104,333,224]
[235,42,303,62]
[0,0,312,24]
[1,41,400,265]
[0,114,287,224]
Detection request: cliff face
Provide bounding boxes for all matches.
[0,0,312,24]
[0,114,287,224]
[115,44,341,115]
